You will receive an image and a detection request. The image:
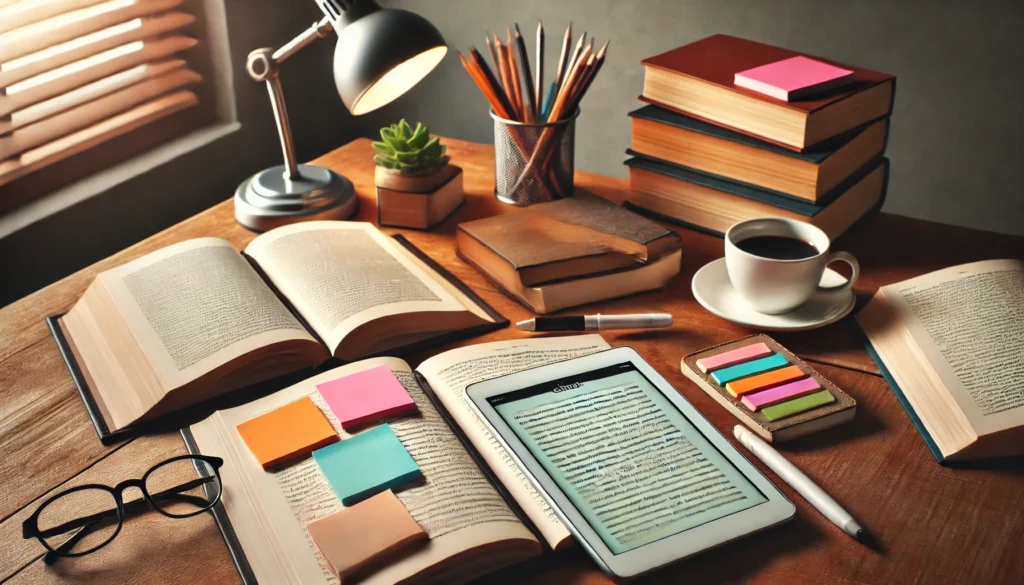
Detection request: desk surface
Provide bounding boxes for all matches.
[1,138,1022,585]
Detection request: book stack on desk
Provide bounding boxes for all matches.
[626,34,896,239]
[456,195,683,314]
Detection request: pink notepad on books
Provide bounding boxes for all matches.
[734,56,854,101]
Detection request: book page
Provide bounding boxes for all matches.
[882,259,1024,434]
[191,358,538,585]
[98,238,317,391]
[415,335,610,549]
[245,222,474,355]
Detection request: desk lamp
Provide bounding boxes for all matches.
[235,0,448,231]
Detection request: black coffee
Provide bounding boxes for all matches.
[736,236,819,260]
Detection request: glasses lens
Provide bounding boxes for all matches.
[37,487,120,556]
[144,457,221,517]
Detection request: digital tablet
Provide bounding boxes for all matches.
[466,346,795,579]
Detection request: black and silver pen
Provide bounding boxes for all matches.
[516,313,673,332]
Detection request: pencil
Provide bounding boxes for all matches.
[506,28,527,122]
[514,24,537,120]
[535,21,544,119]
[485,33,500,74]
[469,47,515,117]
[553,23,572,92]
[493,35,518,120]
[573,40,608,107]
[565,30,587,85]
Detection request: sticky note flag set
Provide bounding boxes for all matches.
[682,335,856,442]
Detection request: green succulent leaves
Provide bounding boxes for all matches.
[372,120,448,174]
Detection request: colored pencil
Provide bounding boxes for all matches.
[469,47,514,117]
[553,23,572,92]
[506,28,528,122]
[492,35,518,120]
[535,21,544,119]
[514,24,537,120]
[485,32,500,75]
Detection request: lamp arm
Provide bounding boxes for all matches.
[246,17,335,180]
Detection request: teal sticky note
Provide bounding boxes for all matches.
[711,353,789,385]
[312,424,421,506]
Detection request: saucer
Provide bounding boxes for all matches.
[691,258,856,332]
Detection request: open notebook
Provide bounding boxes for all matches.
[186,335,611,585]
[50,222,505,443]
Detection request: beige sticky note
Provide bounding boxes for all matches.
[306,490,427,580]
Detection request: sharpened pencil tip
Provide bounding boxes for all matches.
[514,23,521,35]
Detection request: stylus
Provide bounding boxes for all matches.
[516,313,673,332]
[733,425,878,548]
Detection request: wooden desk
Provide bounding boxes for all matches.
[1,138,1022,585]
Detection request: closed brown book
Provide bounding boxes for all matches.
[456,194,682,287]
[641,34,895,151]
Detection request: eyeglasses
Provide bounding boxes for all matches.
[22,455,223,564]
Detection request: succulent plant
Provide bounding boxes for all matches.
[372,119,448,175]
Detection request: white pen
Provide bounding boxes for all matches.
[515,313,673,332]
[733,425,877,547]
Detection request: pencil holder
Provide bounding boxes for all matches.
[491,109,578,206]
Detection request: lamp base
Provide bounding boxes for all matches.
[234,164,358,232]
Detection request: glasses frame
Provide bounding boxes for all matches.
[22,454,224,564]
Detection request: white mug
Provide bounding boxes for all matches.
[724,218,859,314]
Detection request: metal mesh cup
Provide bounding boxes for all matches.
[491,108,578,206]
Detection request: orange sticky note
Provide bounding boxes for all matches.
[726,365,806,397]
[307,490,427,580]
[236,397,338,469]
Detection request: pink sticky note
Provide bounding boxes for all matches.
[317,366,417,430]
[696,343,773,373]
[734,56,854,101]
[741,377,822,411]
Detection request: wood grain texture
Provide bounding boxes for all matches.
[1,137,1022,585]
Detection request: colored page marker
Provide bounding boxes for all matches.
[762,390,836,421]
[741,377,822,411]
[727,365,806,397]
[712,353,788,385]
[697,343,773,373]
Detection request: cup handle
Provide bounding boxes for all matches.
[819,251,859,292]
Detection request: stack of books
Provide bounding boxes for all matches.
[626,34,896,239]
[456,195,682,314]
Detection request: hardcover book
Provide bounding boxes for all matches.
[186,335,613,584]
[640,34,896,150]
[629,105,889,201]
[857,259,1024,462]
[624,154,888,239]
[50,221,506,443]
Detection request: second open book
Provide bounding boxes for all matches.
[188,335,610,585]
[56,222,503,438]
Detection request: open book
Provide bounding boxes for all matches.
[857,259,1024,462]
[53,222,503,441]
[187,335,609,584]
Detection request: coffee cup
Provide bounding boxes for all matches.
[724,218,859,314]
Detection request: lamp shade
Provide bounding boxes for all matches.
[333,7,447,115]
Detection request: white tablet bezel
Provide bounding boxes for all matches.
[466,346,795,579]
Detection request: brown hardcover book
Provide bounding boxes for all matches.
[456,194,682,287]
[55,222,504,439]
[630,105,888,201]
[681,335,856,442]
[641,34,895,151]
[625,156,888,240]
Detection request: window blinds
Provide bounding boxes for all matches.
[0,0,202,187]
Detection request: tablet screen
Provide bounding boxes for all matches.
[488,361,768,554]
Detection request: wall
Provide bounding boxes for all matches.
[0,0,362,305]
[371,0,1024,236]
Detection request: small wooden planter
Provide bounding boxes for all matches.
[375,164,464,230]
